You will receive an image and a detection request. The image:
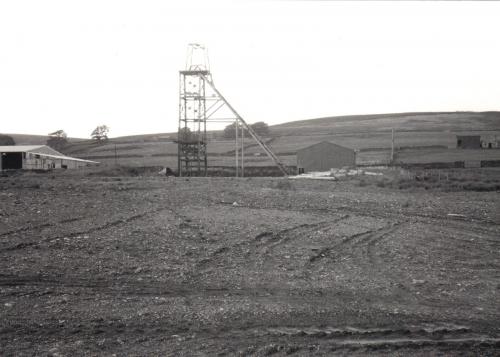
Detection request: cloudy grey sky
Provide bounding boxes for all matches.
[1,0,499,138]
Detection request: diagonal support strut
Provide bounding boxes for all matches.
[201,75,289,176]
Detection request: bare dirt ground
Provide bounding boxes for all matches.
[0,172,499,356]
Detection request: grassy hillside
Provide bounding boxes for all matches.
[4,111,500,167]
[41,111,500,168]
[271,111,500,136]
[265,111,500,165]
[2,133,88,146]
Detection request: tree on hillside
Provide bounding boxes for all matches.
[223,122,250,139]
[0,134,15,146]
[178,127,195,142]
[91,125,109,141]
[223,121,269,139]
[223,123,237,139]
[46,130,68,151]
[49,129,67,138]
[250,121,270,137]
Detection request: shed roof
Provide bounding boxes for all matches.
[29,152,98,163]
[0,145,98,164]
[0,145,46,152]
[297,141,354,153]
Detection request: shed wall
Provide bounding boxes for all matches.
[22,154,88,170]
[297,143,355,172]
[457,136,481,149]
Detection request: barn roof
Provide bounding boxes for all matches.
[297,141,354,153]
[0,145,98,164]
[0,145,46,152]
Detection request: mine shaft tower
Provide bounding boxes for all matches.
[177,44,288,177]
[178,44,211,176]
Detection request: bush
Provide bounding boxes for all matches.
[46,136,68,152]
[358,179,367,187]
[274,179,295,191]
[376,181,384,188]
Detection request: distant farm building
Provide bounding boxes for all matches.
[456,135,481,149]
[297,141,355,173]
[0,145,98,171]
[481,135,499,149]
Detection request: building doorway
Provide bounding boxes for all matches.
[1,152,23,169]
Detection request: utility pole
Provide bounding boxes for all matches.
[235,119,239,177]
[241,123,244,177]
[390,128,395,164]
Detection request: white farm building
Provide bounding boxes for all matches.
[0,145,98,171]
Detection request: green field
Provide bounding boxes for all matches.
[4,111,500,168]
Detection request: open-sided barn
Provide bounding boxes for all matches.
[0,145,98,171]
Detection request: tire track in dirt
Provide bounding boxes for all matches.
[0,274,349,300]
[223,324,500,354]
[6,284,495,350]
[365,226,401,267]
[2,319,498,354]
[426,225,500,253]
[0,273,236,297]
[235,203,499,255]
[3,321,498,355]
[362,222,418,300]
[193,216,350,274]
[259,324,500,352]
[322,336,500,350]
[242,215,353,277]
[312,205,500,231]
[255,334,500,352]
[301,221,412,298]
[256,215,351,255]
[307,222,404,265]
[0,217,82,238]
[265,323,472,337]
[236,202,499,230]
[0,206,177,252]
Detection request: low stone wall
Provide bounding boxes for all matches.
[481,159,500,167]
[400,161,464,169]
[181,165,297,177]
[400,159,500,169]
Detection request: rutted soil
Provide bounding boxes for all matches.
[0,173,499,356]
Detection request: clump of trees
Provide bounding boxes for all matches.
[178,127,195,142]
[46,130,68,151]
[223,121,270,139]
[91,125,109,141]
[0,134,15,146]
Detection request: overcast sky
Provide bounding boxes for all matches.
[1,0,499,138]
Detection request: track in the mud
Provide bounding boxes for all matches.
[1,176,499,355]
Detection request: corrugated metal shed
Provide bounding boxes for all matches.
[0,145,97,163]
[456,135,481,149]
[297,141,355,172]
[0,145,98,170]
